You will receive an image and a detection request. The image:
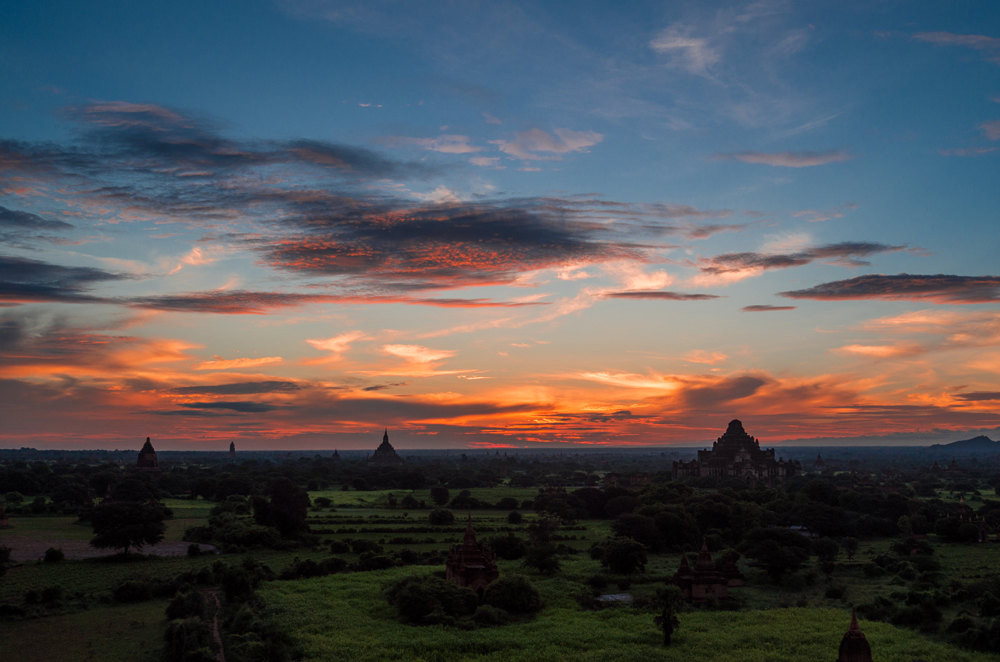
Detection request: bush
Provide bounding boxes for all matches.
[163,617,214,662]
[507,510,523,524]
[329,540,350,554]
[385,575,477,625]
[429,509,455,525]
[483,575,542,615]
[473,604,510,625]
[43,547,64,563]
[486,533,527,560]
[166,589,205,620]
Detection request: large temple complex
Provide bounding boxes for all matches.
[672,419,800,484]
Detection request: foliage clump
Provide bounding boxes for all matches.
[385,574,477,625]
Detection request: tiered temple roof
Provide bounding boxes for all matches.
[446,516,499,593]
[837,609,873,662]
[135,437,159,471]
[370,429,404,465]
[672,419,799,484]
[673,539,742,602]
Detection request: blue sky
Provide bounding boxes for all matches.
[1,1,999,449]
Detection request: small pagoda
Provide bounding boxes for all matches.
[673,539,741,602]
[446,516,499,593]
[837,609,873,662]
[370,429,404,465]
[135,437,160,472]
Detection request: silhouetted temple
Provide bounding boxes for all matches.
[446,516,499,593]
[370,429,404,465]
[228,441,236,458]
[672,419,799,484]
[672,539,742,602]
[135,437,159,472]
[837,609,873,662]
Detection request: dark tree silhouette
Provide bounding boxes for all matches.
[599,537,648,575]
[740,527,811,583]
[430,486,450,506]
[90,501,166,556]
[654,586,682,646]
[263,478,310,538]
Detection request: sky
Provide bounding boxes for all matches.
[1,1,999,450]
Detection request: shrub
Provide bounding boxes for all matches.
[329,540,350,554]
[429,509,455,525]
[349,539,383,554]
[473,604,510,626]
[43,547,64,563]
[507,510,523,524]
[483,575,542,615]
[166,589,205,620]
[385,575,477,625]
[163,617,214,662]
[486,533,526,560]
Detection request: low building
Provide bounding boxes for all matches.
[672,419,799,484]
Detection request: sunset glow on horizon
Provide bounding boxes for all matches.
[2,2,999,450]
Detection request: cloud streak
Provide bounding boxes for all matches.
[715,150,852,167]
[780,274,1000,303]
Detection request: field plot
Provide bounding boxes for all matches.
[0,600,165,662]
[261,567,998,662]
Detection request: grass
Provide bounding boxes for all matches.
[260,566,998,662]
[0,600,166,662]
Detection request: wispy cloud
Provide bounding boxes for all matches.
[715,150,852,167]
[382,344,455,363]
[743,304,796,312]
[195,356,283,370]
[792,203,858,223]
[979,120,1000,140]
[492,128,602,160]
[649,25,720,76]
[913,31,1000,65]
[307,331,367,358]
[700,242,905,279]
[171,381,301,395]
[604,290,719,301]
[384,134,482,154]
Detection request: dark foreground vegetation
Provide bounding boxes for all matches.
[1,445,999,660]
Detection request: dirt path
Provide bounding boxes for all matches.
[203,589,226,662]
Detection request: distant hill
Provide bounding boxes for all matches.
[928,435,1000,453]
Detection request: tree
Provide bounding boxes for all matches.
[428,508,455,525]
[812,537,839,575]
[429,486,450,506]
[740,527,811,583]
[841,536,859,560]
[90,500,166,556]
[599,537,648,575]
[654,586,682,646]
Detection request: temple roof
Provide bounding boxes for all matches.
[837,609,873,662]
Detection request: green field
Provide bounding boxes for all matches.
[260,566,998,662]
